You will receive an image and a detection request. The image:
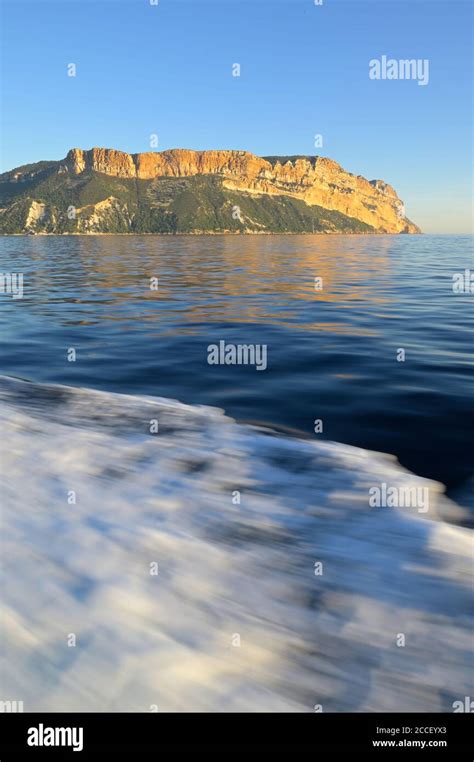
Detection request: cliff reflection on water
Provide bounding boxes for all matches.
[20,233,394,333]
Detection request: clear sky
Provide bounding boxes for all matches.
[1,0,472,232]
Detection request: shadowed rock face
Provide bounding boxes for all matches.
[0,147,420,234]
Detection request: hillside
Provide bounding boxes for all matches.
[0,148,420,235]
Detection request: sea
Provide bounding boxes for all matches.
[0,233,472,711]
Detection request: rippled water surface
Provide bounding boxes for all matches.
[1,234,472,490]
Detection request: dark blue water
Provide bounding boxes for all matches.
[1,234,472,493]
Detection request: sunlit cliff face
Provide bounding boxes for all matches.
[65,147,420,234]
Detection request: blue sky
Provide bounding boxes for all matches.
[1,0,472,232]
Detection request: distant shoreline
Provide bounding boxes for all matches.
[1,231,419,237]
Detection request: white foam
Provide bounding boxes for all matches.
[0,376,472,711]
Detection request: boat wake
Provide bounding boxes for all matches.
[0,376,471,711]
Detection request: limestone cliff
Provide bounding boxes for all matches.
[63,147,419,234]
[0,147,420,234]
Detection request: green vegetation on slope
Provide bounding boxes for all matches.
[0,168,375,234]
